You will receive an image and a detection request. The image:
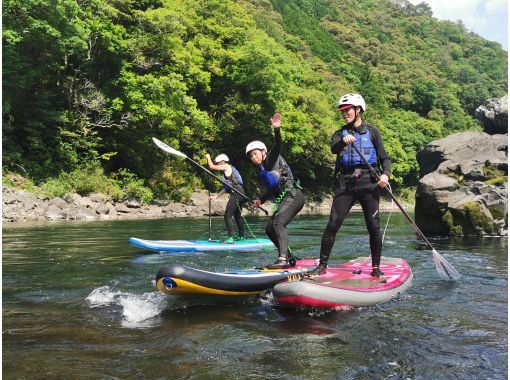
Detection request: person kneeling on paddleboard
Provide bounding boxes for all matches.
[246,113,304,269]
[309,93,391,278]
[205,152,247,244]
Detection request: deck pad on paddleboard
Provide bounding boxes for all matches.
[130,237,274,253]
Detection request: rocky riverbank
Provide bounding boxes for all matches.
[2,187,409,223]
[415,95,508,237]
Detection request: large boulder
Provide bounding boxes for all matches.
[415,132,507,236]
[475,95,508,135]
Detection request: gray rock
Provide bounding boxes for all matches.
[163,203,186,214]
[126,200,141,208]
[415,127,508,236]
[62,204,80,220]
[80,196,99,209]
[2,185,339,224]
[116,204,131,213]
[417,172,458,196]
[89,193,106,203]
[95,204,111,215]
[46,205,65,220]
[142,205,165,218]
[75,208,99,220]
[417,132,507,177]
[63,193,83,204]
[105,203,117,215]
[63,193,97,209]
[17,191,40,210]
[475,95,508,135]
[49,197,68,209]
[190,191,209,208]
[2,203,22,221]
[3,192,19,205]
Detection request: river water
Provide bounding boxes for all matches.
[2,213,507,379]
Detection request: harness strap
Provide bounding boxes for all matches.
[271,180,302,215]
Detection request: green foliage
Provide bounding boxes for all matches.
[36,163,153,203]
[395,187,415,205]
[270,0,344,62]
[148,159,203,202]
[2,0,507,202]
[2,171,36,191]
[409,78,438,116]
[36,177,74,199]
[37,162,122,199]
[113,168,154,204]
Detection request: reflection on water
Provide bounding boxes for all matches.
[3,215,507,379]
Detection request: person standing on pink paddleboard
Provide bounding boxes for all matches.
[309,93,391,278]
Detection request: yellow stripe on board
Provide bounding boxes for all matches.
[156,278,264,296]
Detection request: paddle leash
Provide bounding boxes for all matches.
[152,138,268,215]
[350,143,460,281]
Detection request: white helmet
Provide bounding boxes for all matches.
[337,93,366,112]
[214,154,229,163]
[246,141,267,155]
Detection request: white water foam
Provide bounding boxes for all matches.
[86,285,167,328]
[259,292,274,307]
[86,285,121,307]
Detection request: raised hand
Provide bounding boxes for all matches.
[271,113,281,129]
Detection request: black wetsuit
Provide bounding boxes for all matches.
[223,167,247,238]
[258,128,304,258]
[319,121,391,268]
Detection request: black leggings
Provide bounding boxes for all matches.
[265,189,305,257]
[319,185,382,267]
[225,189,246,237]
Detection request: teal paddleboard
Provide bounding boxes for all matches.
[129,237,274,253]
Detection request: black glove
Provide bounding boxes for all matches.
[205,147,213,155]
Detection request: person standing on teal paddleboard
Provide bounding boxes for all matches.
[309,93,391,277]
[205,152,247,243]
[246,113,305,269]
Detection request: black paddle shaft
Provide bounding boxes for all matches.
[207,176,212,241]
[350,142,435,249]
[184,156,269,216]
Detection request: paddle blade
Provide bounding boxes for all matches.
[152,137,187,159]
[432,249,460,281]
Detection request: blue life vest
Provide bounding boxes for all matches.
[338,128,377,168]
[258,167,281,192]
[222,165,243,192]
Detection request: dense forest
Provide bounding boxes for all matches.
[3,0,507,203]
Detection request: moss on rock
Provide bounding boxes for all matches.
[441,210,463,235]
[482,163,507,186]
[485,177,507,186]
[445,171,465,189]
[443,202,495,236]
[488,206,507,220]
[463,201,494,236]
